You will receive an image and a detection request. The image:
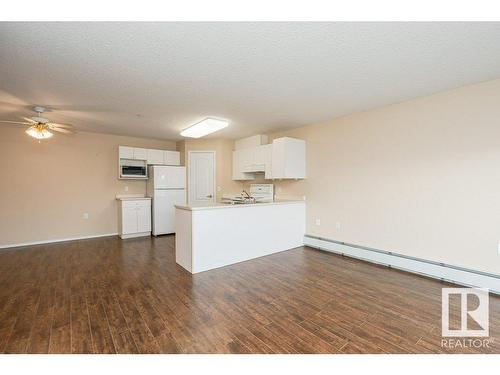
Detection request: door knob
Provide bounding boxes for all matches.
[206,195,213,198]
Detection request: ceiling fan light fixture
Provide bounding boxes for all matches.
[26,125,53,140]
[180,118,229,138]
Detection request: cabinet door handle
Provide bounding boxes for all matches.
[206,195,213,198]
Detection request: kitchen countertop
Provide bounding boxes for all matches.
[115,194,151,201]
[175,199,304,211]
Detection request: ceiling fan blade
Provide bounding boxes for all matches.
[50,127,74,134]
[22,117,36,123]
[49,122,73,129]
[0,120,31,125]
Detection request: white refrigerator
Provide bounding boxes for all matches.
[146,165,186,236]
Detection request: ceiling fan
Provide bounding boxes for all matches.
[0,106,75,141]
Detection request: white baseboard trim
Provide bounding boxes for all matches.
[119,232,151,239]
[304,235,500,295]
[0,233,119,250]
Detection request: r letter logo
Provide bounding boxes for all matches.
[442,288,489,337]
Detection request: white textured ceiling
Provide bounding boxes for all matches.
[1,22,500,140]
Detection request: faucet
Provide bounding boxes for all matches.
[241,190,256,203]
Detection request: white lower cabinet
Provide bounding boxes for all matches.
[121,205,139,234]
[118,199,151,239]
[136,203,152,233]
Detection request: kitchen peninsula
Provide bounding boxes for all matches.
[175,200,305,273]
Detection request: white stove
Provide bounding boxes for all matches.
[221,184,274,205]
[249,184,274,203]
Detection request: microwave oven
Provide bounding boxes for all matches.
[119,159,147,179]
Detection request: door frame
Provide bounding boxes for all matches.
[187,150,217,205]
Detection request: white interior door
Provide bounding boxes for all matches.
[188,151,216,206]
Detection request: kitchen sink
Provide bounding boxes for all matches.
[220,198,257,205]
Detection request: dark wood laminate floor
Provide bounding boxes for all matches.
[0,235,499,354]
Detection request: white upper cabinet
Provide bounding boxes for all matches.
[232,136,305,180]
[240,147,256,172]
[232,134,271,180]
[231,143,273,180]
[250,144,272,178]
[235,134,268,150]
[147,149,164,165]
[164,150,181,166]
[119,146,180,166]
[271,137,306,179]
[133,148,148,160]
[233,148,256,181]
[119,146,147,160]
[119,146,134,159]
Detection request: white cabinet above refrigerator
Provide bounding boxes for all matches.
[164,150,181,166]
[146,149,164,165]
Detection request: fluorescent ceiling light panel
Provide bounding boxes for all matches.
[180,118,228,138]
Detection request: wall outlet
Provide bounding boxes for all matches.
[124,185,129,192]
[336,222,341,230]
[217,186,222,192]
[83,213,89,219]
[276,186,282,193]
[315,218,321,226]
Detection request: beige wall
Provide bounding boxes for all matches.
[177,139,242,202]
[0,125,175,246]
[255,79,500,275]
[3,78,500,276]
